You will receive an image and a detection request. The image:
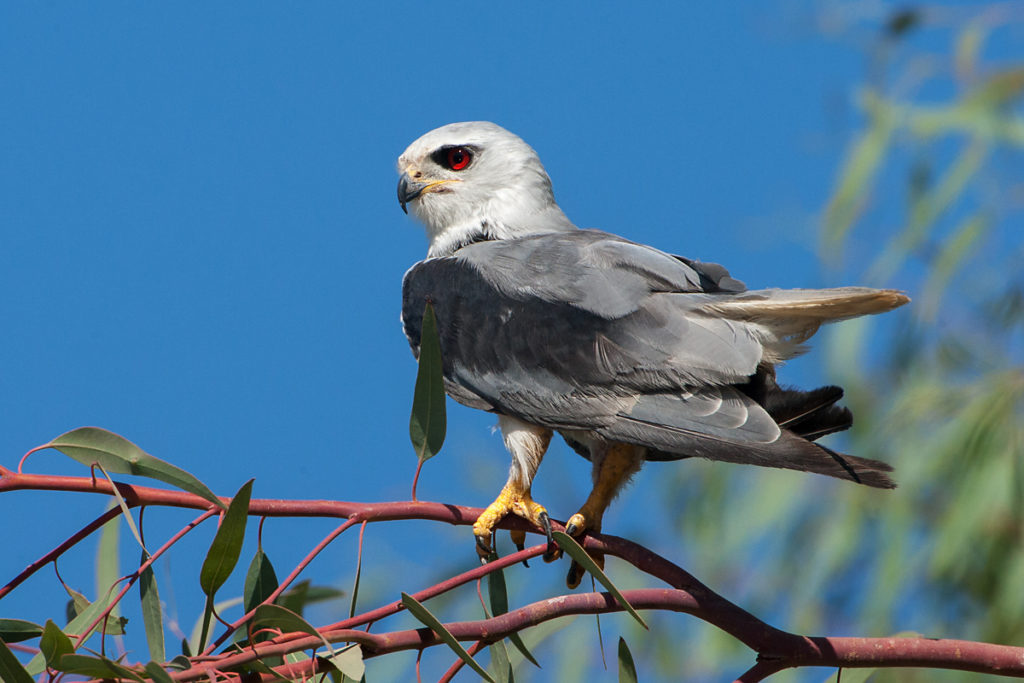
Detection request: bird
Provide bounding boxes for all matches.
[397,121,906,587]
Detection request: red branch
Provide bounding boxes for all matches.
[167,590,1024,681]
[4,464,1024,681]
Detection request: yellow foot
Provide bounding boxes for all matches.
[472,483,553,561]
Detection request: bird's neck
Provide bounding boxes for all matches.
[426,204,576,258]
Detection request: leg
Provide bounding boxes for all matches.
[473,416,553,559]
[565,442,645,588]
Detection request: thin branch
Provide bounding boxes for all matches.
[7,465,1024,681]
[164,590,1024,682]
[202,517,361,655]
[0,505,122,599]
[439,639,484,683]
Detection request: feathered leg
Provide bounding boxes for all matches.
[564,442,645,588]
[473,416,554,560]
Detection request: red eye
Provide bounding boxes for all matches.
[446,147,471,171]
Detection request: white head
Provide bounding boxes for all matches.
[397,122,575,257]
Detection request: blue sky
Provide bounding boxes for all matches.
[0,2,955,678]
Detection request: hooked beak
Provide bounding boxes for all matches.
[397,172,456,214]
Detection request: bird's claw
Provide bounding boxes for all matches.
[563,510,604,589]
[566,561,587,589]
[473,483,551,565]
[539,511,560,562]
[475,533,494,564]
[565,512,587,537]
[510,529,529,567]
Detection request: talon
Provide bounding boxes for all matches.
[566,561,585,589]
[509,530,529,567]
[566,512,587,537]
[472,482,552,561]
[565,552,604,589]
[475,534,493,564]
[540,512,561,562]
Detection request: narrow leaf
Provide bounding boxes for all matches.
[40,620,74,667]
[486,563,538,667]
[552,532,648,629]
[488,639,512,683]
[823,97,895,247]
[199,479,253,596]
[97,466,146,552]
[64,585,90,618]
[139,550,165,663]
[46,427,225,510]
[197,595,215,655]
[0,638,35,683]
[95,510,122,631]
[169,653,192,670]
[324,644,365,680]
[144,661,176,683]
[55,653,146,682]
[244,549,280,613]
[28,584,127,674]
[401,592,494,683]
[0,619,43,644]
[617,637,637,683]
[277,579,344,616]
[250,604,332,653]
[409,301,446,462]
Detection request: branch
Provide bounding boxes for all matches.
[168,590,1024,681]
[5,464,1024,680]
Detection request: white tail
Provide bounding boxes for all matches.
[700,287,910,363]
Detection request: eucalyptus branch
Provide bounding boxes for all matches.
[4,462,1024,681]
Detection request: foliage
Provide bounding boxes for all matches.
[647,5,1024,680]
[2,443,1023,681]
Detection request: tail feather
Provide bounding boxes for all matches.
[764,384,852,441]
[701,287,910,364]
[604,412,895,489]
[704,287,910,322]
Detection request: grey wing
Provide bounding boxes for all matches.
[403,230,765,397]
[402,231,770,433]
[401,231,899,487]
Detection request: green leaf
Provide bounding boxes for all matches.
[64,585,90,619]
[250,604,333,653]
[40,620,74,668]
[46,427,225,510]
[97,467,147,552]
[277,579,344,616]
[823,96,896,247]
[617,637,637,683]
[401,592,494,683]
[169,653,192,670]
[199,479,254,596]
[144,661,176,683]
[0,619,43,644]
[324,643,365,681]
[487,638,512,683]
[28,582,132,676]
[485,561,538,667]
[0,637,35,683]
[96,509,122,631]
[244,549,280,613]
[551,532,648,629]
[409,301,447,462]
[55,653,146,682]
[139,550,165,663]
[920,213,988,319]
